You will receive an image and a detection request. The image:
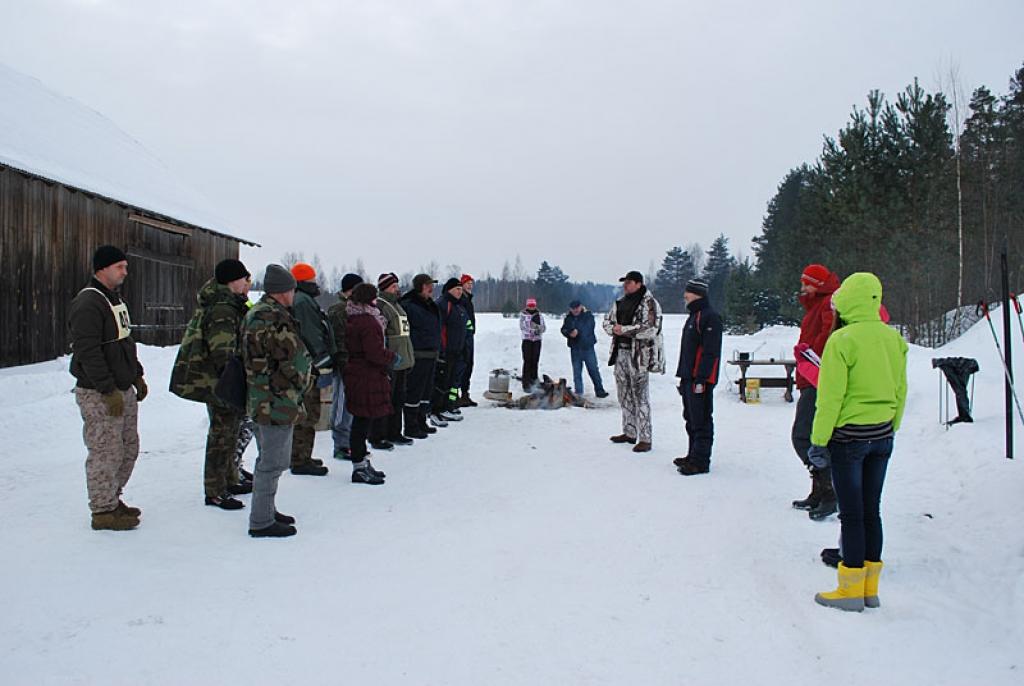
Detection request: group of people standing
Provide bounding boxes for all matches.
[69,245,909,609]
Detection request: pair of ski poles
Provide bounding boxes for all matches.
[976,299,1024,426]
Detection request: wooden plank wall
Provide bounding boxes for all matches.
[0,165,241,367]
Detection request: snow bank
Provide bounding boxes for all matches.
[0,314,1021,684]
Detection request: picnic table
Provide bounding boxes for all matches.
[727,358,797,403]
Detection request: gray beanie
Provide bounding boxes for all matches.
[263,264,296,294]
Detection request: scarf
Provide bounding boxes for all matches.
[616,285,646,326]
[346,300,387,331]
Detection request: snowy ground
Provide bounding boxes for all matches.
[1,313,1022,685]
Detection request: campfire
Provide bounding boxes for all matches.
[513,375,589,410]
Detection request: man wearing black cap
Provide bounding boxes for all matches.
[603,270,664,453]
[170,258,253,510]
[327,273,363,459]
[69,245,147,530]
[674,278,722,476]
[400,274,442,437]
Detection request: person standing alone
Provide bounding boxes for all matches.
[603,271,664,453]
[674,278,722,475]
[560,299,607,398]
[69,245,148,531]
[520,298,545,391]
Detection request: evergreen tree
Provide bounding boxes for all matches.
[655,246,696,313]
[702,234,734,316]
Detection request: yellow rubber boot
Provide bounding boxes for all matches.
[814,562,866,612]
[864,560,883,608]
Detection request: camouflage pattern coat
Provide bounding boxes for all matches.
[170,279,248,403]
[241,294,313,425]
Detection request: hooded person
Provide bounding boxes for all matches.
[519,297,545,391]
[790,264,842,519]
[287,263,335,476]
[603,271,664,453]
[170,258,253,510]
[810,273,907,612]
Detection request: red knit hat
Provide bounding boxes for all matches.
[460,274,474,285]
[801,264,830,287]
[290,262,316,282]
[526,297,537,308]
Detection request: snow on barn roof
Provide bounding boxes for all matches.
[0,63,256,245]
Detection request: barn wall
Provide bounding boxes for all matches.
[0,165,242,367]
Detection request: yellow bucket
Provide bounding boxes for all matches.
[744,378,761,404]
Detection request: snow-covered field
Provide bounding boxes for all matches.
[1,312,1021,685]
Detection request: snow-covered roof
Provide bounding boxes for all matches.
[0,63,255,245]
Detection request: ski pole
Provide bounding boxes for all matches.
[1011,293,1024,348]
[977,300,1024,426]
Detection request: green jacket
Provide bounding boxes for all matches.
[811,273,909,446]
[169,278,248,404]
[241,294,312,425]
[293,282,335,367]
[377,291,415,371]
[327,293,350,371]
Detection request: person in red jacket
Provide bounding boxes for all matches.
[343,283,397,485]
[791,264,840,519]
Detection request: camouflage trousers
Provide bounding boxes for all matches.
[75,387,140,514]
[205,404,242,498]
[290,380,322,468]
[235,416,255,476]
[614,352,652,443]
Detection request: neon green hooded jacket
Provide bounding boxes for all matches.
[811,273,908,447]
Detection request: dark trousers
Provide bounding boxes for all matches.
[371,369,408,441]
[829,437,892,568]
[406,356,436,425]
[791,387,816,467]
[350,415,371,461]
[521,339,542,391]
[461,336,475,394]
[681,383,715,466]
[431,356,455,413]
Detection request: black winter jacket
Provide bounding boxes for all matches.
[400,290,442,357]
[69,278,144,392]
[676,297,723,385]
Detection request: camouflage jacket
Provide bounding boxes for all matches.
[169,278,248,404]
[242,294,312,425]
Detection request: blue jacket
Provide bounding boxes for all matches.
[560,309,598,349]
[400,290,442,355]
[438,292,469,357]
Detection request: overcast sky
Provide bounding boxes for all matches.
[1,0,1022,283]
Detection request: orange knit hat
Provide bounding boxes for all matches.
[290,262,316,282]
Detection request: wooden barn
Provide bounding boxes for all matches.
[0,64,257,368]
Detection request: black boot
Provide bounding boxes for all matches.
[275,511,296,525]
[389,434,414,446]
[792,474,821,510]
[809,469,838,520]
[370,439,395,451]
[821,547,842,568]
[249,521,297,538]
[352,463,385,485]
[290,463,329,476]
[205,493,245,510]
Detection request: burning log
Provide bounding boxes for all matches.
[512,375,589,410]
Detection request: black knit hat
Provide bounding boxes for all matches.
[685,278,709,297]
[93,245,128,272]
[341,273,364,293]
[215,258,250,285]
[443,277,462,292]
[351,282,378,304]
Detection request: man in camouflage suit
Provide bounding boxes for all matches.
[288,262,335,475]
[242,264,312,538]
[170,258,252,510]
[69,246,148,531]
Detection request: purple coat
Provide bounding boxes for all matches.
[342,312,396,418]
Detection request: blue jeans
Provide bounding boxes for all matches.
[331,370,353,451]
[570,346,605,395]
[829,437,893,568]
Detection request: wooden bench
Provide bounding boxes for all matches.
[727,359,797,403]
